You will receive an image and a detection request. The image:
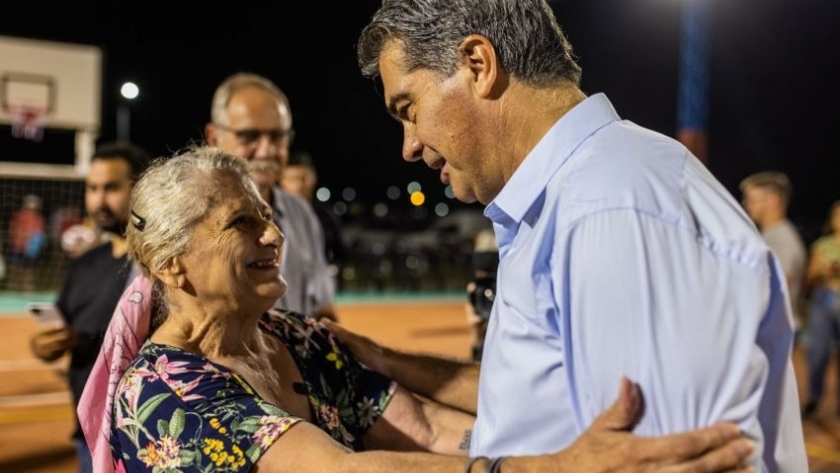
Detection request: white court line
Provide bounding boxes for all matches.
[0,391,70,408]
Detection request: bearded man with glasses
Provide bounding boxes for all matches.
[205,72,338,322]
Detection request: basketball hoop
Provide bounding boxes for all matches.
[8,105,48,142]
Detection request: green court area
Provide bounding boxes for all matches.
[0,290,466,314]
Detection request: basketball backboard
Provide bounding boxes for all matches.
[0,35,102,178]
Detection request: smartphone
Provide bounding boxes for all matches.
[26,302,66,328]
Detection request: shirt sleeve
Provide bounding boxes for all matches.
[561,208,796,471]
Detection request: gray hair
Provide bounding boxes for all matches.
[126,146,256,309]
[357,0,581,87]
[210,72,292,126]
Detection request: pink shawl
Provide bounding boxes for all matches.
[76,274,153,473]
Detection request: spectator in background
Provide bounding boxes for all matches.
[49,205,84,261]
[740,171,807,334]
[8,193,46,291]
[801,200,840,418]
[282,149,347,289]
[464,228,498,362]
[204,72,338,322]
[29,140,150,473]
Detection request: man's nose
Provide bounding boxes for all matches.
[253,134,279,160]
[402,126,423,163]
[89,189,106,208]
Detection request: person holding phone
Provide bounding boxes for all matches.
[29,141,150,473]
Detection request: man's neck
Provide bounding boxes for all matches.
[109,235,129,258]
[489,82,586,201]
[759,213,785,230]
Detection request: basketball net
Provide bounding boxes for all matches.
[9,105,48,142]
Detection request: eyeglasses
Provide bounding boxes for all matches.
[213,123,295,147]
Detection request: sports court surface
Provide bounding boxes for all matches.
[1,298,838,472]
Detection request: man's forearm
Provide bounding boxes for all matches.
[383,347,480,414]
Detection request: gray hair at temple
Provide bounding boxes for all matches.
[210,72,292,127]
[356,0,581,88]
[126,146,257,285]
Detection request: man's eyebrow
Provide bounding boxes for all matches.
[387,92,411,119]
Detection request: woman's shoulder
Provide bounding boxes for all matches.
[111,340,304,472]
[258,310,357,369]
[260,310,329,343]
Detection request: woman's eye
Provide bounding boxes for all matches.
[230,216,250,228]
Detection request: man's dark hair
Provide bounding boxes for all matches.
[287,149,315,169]
[92,141,151,181]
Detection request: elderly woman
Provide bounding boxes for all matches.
[81,146,749,473]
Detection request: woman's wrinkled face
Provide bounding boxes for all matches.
[179,174,286,313]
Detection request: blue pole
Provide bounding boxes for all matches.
[677,0,711,164]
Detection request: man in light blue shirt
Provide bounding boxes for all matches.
[329,0,806,471]
[473,92,804,470]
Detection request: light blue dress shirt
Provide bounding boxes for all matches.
[471,93,806,472]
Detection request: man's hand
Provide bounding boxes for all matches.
[321,319,390,376]
[30,327,74,362]
[314,302,340,323]
[548,378,754,473]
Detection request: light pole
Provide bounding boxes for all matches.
[117,81,139,141]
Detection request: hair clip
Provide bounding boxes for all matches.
[130,210,146,231]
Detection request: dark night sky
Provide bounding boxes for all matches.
[1,0,839,240]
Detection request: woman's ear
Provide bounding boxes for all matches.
[155,256,186,289]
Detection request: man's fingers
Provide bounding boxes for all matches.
[669,437,754,473]
[321,320,390,376]
[30,327,74,362]
[638,423,744,463]
[322,320,369,347]
[34,332,73,347]
[591,377,643,431]
[37,326,69,337]
[320,319,344,336]
[321,320,355,346]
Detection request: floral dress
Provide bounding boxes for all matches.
[110,310,397,472]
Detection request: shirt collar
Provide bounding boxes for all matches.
[486,93,621,225]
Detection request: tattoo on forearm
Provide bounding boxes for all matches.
[459,430,472,451]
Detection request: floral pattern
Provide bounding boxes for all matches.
[111,310,396,472]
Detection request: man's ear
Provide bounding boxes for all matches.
[156,256,186,289]
[459,34,503,99]
[204,123,219,146]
